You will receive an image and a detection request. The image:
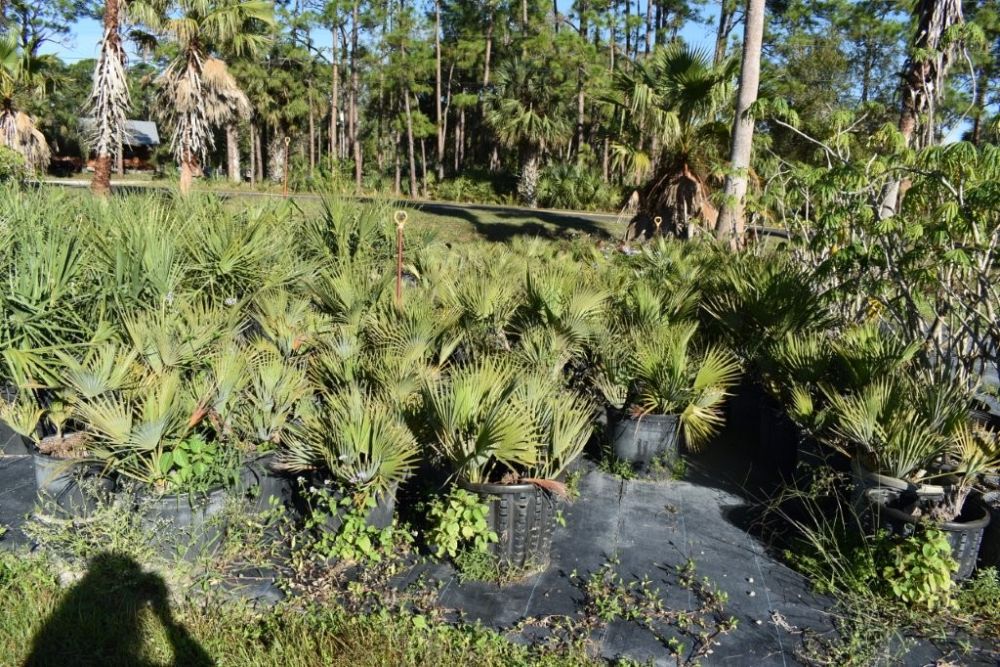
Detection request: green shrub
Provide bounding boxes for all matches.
[425,487,498,560]
[537,162,621,211]
[881,527,958,611]
[0,145,27,182]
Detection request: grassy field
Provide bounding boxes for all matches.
[0,551,593,667]
[41,179,623,245]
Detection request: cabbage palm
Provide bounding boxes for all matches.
[88,0,130,196]
[0,34,49,171]
[485,57,571,207]
[148,0,273,195]
[608,44,736,237]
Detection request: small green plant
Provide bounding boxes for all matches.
[305,490,397,564]
[598,442,637,480]
[156,434,222,491]
[425,487,498,560]
[881,527,957,611]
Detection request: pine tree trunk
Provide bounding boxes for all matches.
[350,0,362,191]
[403,90,418,197]
[308,88,315,177]
[435,0,445,181]
[714,0,734,65]
[226,123,241,183]
[331,25,339,171]
[715,0,765,248]
[645,0,654,55]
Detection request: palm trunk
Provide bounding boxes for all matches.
[715,0,765,248]
[89,0,124,197]
[249,123,256,185]
[518,149,540,207]
[226,123,241,183]
[179,154,195,195]
[879,0,964,218]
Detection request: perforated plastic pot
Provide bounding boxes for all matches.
[866,489,991,581]
[458,479,560,569]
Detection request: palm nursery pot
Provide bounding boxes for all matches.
[979,491,1000,569]
[303,479,399,536]
[609,411,680,467]
[755,401,800,478]
[239,452,294,515]
[849,457,945,514]
[459,479,560,569]
[866,489,991,581]
[32,452,114,520]
[139,485,229,561]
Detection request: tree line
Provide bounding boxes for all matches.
[0,0,997,240]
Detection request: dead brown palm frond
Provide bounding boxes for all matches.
[201,57,251,125]
[0,110,50,171]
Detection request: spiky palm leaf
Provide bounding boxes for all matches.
[282,385,418,496]
[423,357,539,484]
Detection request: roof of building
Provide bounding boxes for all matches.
[79,119,161,146]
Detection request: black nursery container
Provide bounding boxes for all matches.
[610,412,680,467]
[867,489,991,581]
[979,491,1000,569]
[459,479,560,569]
[239,452,294,515]
[32,453,115,520]
[140,486,229,561]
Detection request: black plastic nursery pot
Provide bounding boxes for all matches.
[757,401,800,479]
[32,453,115,520]
[139,486,229,561]
[304,479,399,536]
[609,411,680,468]
[239,452,294,515]
[866,489,991,581]
[980,491,1000,569]
[850,458,945,514]
[459,479,560,570]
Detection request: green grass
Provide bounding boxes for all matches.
[0,551,595,667]
[42,180,621,245]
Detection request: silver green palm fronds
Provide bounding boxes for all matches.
[281,386,419,497]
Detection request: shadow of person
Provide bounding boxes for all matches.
[23,551,213,667]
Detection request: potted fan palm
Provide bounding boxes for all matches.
[593,321,740,468]
[422,358,594,568]
[76,368,240,559]
[820,376,996,579]
[0,344,138,519]
[280,385,420,537]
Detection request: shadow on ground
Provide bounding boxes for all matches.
[23,552,212,667]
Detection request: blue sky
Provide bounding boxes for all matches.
[44,4,721,62]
